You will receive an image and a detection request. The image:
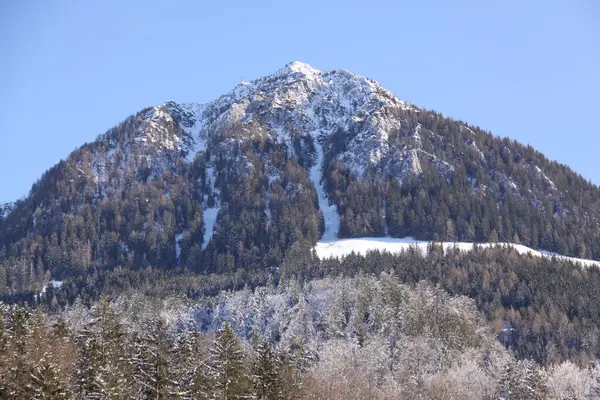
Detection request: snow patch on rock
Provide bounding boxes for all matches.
[137,106,181,151]
[533,166,557,191]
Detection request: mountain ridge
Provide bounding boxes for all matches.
[2,61,600,297]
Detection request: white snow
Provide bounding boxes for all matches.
[282,61,321,80]
[309,139,340,241]
[273,126,290,154]
[469,141,486,161]
[137,106,181,151]
[51,279,63,288]
[413,124,422,142]
[202,208,219,249]
[534,165,557,191]
[186,128,207,162]
[175,233,183,258]
[202,166,220,249]
[40,279,64,296]
[170,102,207,162]
[314,237,600,268]
[402,149,423,180]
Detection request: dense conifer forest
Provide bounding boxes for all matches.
[2,273,599,399]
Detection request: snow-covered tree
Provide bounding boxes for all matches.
[253,341,283,400]
[72,297,129,399]
[210,322,254,399]
[546,361,597,399]
[497,359,547,400]
[28,357,71,400]
[0,305,33,398]
[130,316,176,399]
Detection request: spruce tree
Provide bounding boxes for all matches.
[72,297,130,399]
[73,334,102,399]
[28,357,71,400]
[520,360,548,400]
[253,341,283,400]
[131,316,175,400]
[211,322,254,400]
[0,305,33,398]
[171,328,208,400]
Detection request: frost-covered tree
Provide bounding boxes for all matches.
[279,292,316,362]
[307,338,389,400]
[210,322,254,399]
[426,356,493,400]
[497,359,547,400]
[73,334,102,398]
[28,357,71,400]
[546,361,598,399]
[0,305,33,398]
[253,341,283,400]
[72,297,129,399]
[130,316,176,399]
[3,273,600,399]
[171,327,213,400]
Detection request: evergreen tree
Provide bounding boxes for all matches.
[171,328,208,400]
[130,316,176,400]
[211,322,254,400]
[253,341,283,400]
[73,297,130,399]
[0,305,33,398]
[28,357,71,400]
[497,359,548,400]
[73,334,103,399]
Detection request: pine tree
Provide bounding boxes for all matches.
[190,360,214,400]
[73,334,102,399]
[520,360,547,400]
[497,359,518,400]
[171,329,208,400]
[497,359,547,400]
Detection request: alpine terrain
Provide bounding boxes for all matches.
[1,62,600,398]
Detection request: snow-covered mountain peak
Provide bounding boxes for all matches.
[280,61,321,77]
[154,62,419,178]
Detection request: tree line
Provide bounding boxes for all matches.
[3,275,599,399]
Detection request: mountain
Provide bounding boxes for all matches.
[2,61,600,296]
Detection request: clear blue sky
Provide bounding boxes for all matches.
[1,0,599,203]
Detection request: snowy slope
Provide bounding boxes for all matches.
[309,138,340,241]
[315,237,600,268]
[202,166,220,249]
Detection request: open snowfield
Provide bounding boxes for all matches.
[314,237,600,268]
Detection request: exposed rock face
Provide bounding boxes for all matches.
[156,61,419,181]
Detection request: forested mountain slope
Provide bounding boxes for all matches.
[2,61,600,298]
